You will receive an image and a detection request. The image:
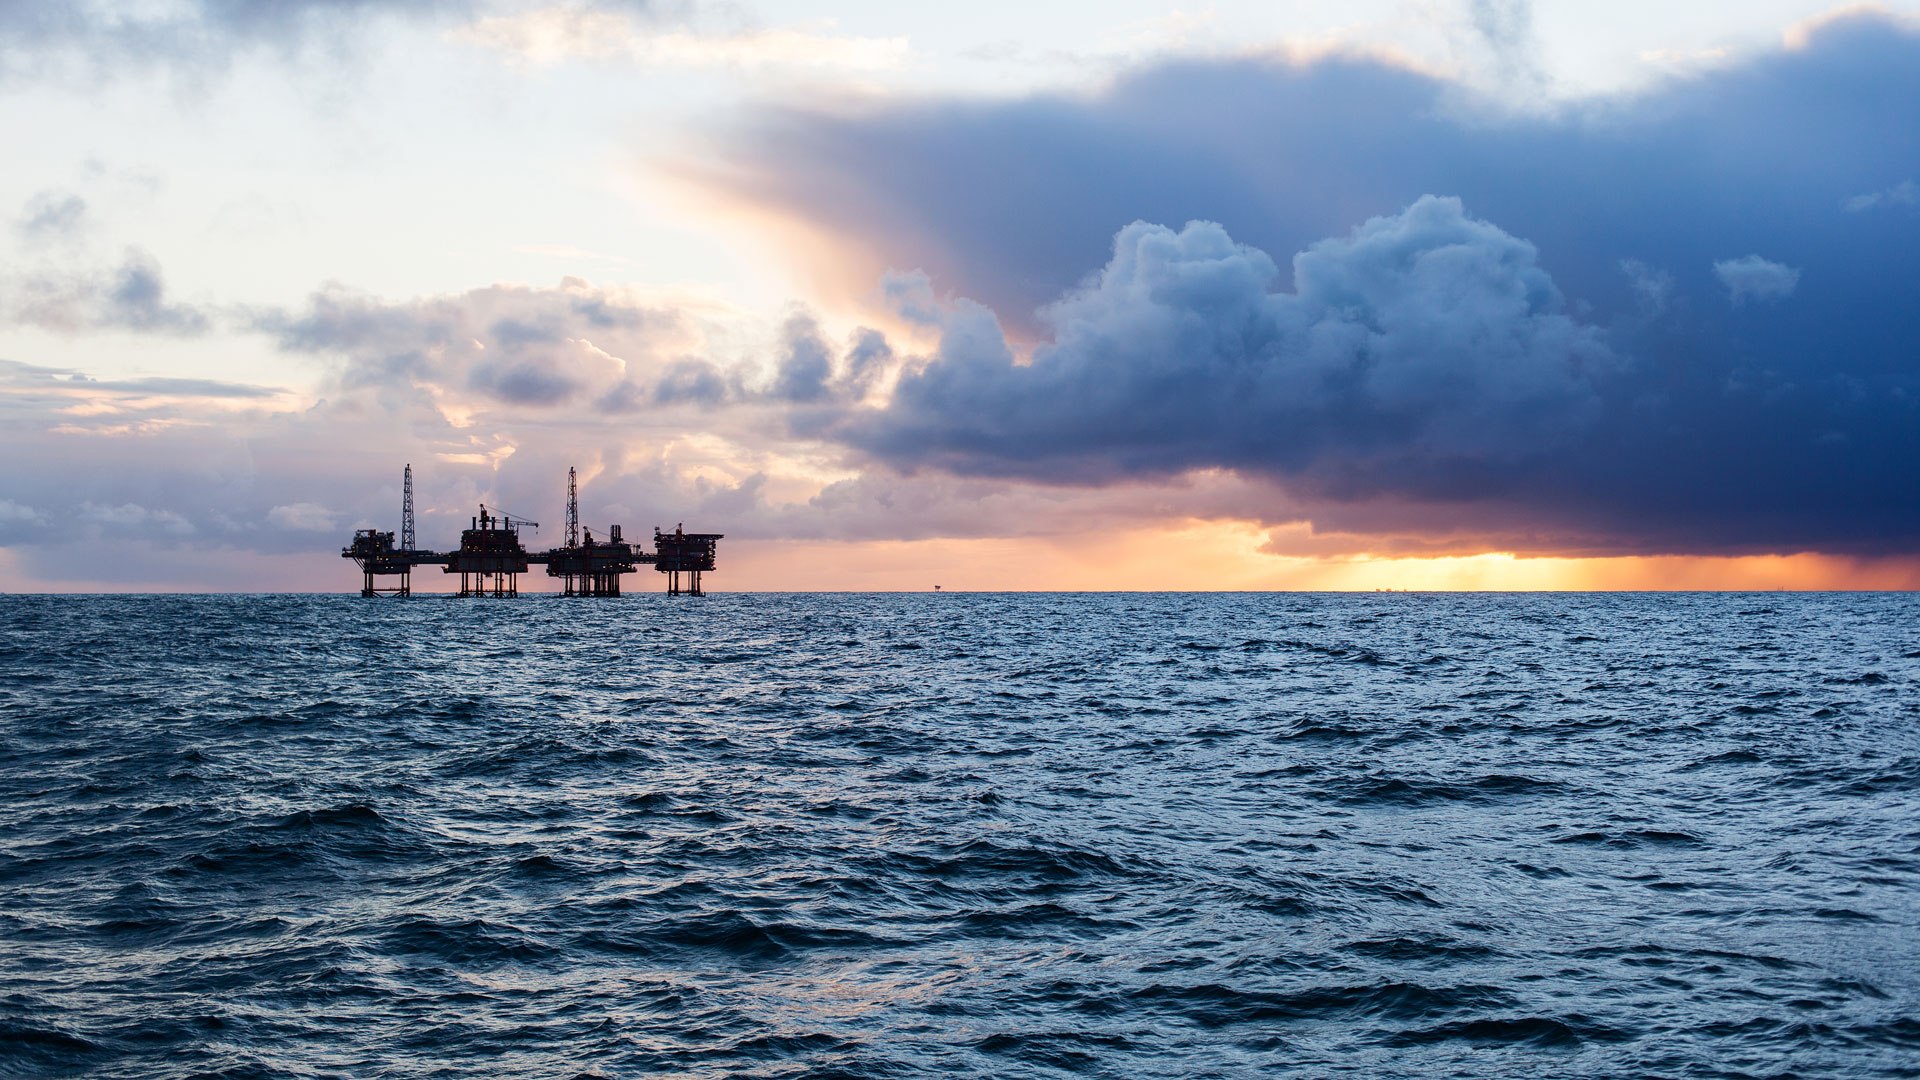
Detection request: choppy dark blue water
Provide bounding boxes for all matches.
[2,593,1918,1079]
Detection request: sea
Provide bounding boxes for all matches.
[1,592,1916,1079]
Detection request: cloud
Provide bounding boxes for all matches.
[699,9,1920,556]
[0,257,944,575]
[4,248,211,334]
[761,310,895,406]
[639,358,728,408]
[0,498,46,525]
[14,189,87,241]
[4,11,1916,570]
[0,497,48,546]
[0,0,459,81]
[816,193,1920,555]
[454,7,908,71]
[1466,0,1545,92]
[0,360,281,400]
[102,376,281,399]
[258,277,693,410]
[78,501,195,535]
[1713,254,1800,305]
[266,502,338,531]
[840,326,892,400]
[880,270,943,326]
[0,1,680,85]
[1843,179,1919,212]
[771,310,833,403]
[0,380,454,563]
[843,197,1613,484]
[703,8,1920,327]
[1618,258,1673,315]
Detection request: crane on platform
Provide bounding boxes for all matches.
[480,504,539,534]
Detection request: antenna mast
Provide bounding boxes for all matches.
[401,463,415,552]
[566,466,579,548]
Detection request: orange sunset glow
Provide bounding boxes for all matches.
[716,528,1920,592]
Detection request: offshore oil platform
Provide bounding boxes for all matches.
[342,465,721,597]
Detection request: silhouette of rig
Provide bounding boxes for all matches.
[343,465,721,597]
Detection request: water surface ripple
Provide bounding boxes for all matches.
[2,593,1917,1078]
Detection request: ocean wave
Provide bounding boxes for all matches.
[2,592,1915,1078]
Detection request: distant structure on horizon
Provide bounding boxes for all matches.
[341,465,721,598]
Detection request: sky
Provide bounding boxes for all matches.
[1,0,1917,592]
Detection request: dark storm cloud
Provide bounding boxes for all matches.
[847,196,1612,483]
[713,11,1920,556]
[712,10,1920,329]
